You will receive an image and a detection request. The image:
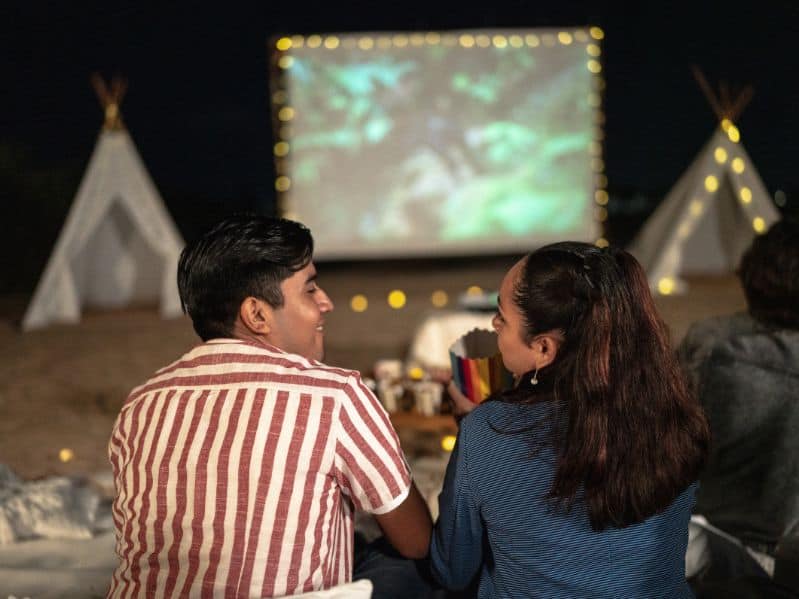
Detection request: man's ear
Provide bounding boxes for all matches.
[238,297,272,335]
[529,331,563,370]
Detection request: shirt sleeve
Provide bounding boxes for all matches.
[429,419,484,590]
[334,373,412,514]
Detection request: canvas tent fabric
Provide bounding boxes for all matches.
[628,124,779,294]
[22,130,184,331]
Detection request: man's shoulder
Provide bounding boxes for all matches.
[126,340,362,404]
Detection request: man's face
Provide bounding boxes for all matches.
[266,261,334,361]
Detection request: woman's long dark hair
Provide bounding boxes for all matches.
[510,242,710,531]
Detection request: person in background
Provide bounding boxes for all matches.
[431,241,710,597]
[678,218,799,583]
[107,214,432,598]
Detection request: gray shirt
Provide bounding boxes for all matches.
[678,312,799,552]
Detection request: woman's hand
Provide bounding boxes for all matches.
[447,381,476,422]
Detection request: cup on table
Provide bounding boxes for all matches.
[412,381,443,416]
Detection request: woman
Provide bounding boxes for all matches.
[430,242,710,598]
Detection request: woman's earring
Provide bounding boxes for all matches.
[530,367,539,385]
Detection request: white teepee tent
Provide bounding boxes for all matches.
[629,119,779,295]
[22,77,184,331]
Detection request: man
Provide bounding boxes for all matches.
[679,218,799,583]
[108,215,431,597]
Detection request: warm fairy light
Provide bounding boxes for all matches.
[273,141,289,157]
[275,176,291,192]
[425,32,441,45]
[278,106,295,121]
[276,37,292,51]
[409,33,424,46]
[388,290,407,309]
[714,147,727,163]
[587,59,602,73]
[377,36,391,49]
[677,222,692,238]
[307,35,322,48]
[290,35,304,48]
[704,175,719,192]
[690,200,704,217]
[324,36,340,49]
[59,448,74,463]
[586,43,601,56]
[658,277,675,295]
[525,34,540,47]
[272,90,287,105]
[492,34,508,48]
[727,125,740,143]
[753,217,766,233]
[595,237,610,248]
[408,366,425,380]
[509,34,524,48]
[595,190,609,205]
[431,290,449,308]
[350,294,368,312]
[731,157,745,173]
[278,55,294,69]
[459,34,475,48]
[441,435,457,452]
[720,118,732,131]
[476,34,491,48]
[358,37,374,50]
[393,34,409,47]
[740,187,752,204]
[590,26,605,40]
[466,285,483,296]
[558,31,573,45]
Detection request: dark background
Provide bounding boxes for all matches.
[2,0,798,293]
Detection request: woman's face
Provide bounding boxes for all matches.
[493,258,538,377]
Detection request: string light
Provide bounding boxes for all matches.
[587,59,602,73]
[431,290,449,307]
[739,187,752,204]
[586,43,601,57]
[323,36,340,49]
[509,34,524,47]
[425,32,441,45]
[441,435,457,452]
[466,285,483,296]
[350,294,368,312]
[290,35,304,48]
[704,175,719,193]
[459,34,475,48]
[713,147,727,163]
[557,31,573,45]
[589,26,605,40]
[275,176,291,192]
[492,34,508,48]
[690,200,704,217]
[595,190,609,205]
[278,106,295,121]
[393,34,409,47]
[278,55,294,69]
[388,290,407,309]
[727,124,740,143]
[59,448,74,463]
[525,34,540,47]
[595,237,609,248]
[476,34,491,47]
[273,141,289,157]
[358,37,374,50]
[276,37,292,51]
[658,277,675,295]
[307,34,322,48]
[753,217,766,233]
[731,157,745,174]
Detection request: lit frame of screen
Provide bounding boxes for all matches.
[270,28,607,259]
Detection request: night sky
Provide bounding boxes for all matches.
[2,1,798,245]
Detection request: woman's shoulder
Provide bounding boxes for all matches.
[460,399,554,441]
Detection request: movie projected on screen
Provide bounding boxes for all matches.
[271,29,603,259]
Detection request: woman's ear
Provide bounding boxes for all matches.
[529,330,563,369]
[238,297,272,335]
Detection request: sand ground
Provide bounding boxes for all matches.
[0,268,746,482]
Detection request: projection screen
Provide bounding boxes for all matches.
[270,28,604,259]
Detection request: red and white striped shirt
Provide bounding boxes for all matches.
[108,339,411,598]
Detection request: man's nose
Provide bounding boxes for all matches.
[319,289,334,312]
